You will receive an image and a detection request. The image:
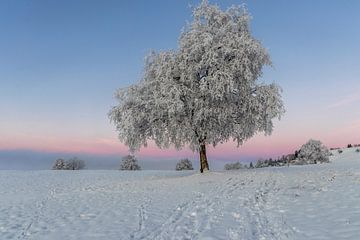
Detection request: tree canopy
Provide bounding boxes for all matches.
[109,1,284,171]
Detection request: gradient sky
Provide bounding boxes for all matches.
[1,0,360,167]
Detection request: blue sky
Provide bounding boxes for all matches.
[1,0,360,169]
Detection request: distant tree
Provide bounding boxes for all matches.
[255,159,263,168]
[52,158,65,170]
[263,159,269,167]
[268,158,274,167]
[64,157,85,170]
[285,153,296,166]
[294,150,299,159]
[108,1,285,173]
[347,144,353,148]
[276,155,286,166]
[249,162,254,168]
[296,139,330,164]
[224,162,243,170]
[120,155,141,171]
[176,159,194,171]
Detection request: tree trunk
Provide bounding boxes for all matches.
[199,143,210,173]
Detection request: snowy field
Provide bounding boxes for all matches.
[1,148,360,240]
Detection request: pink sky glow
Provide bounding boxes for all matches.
[1,124,359,162]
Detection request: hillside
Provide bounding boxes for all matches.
[0,148,359,239]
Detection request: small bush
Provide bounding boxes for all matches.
[356,149,360,153]
[175,159,194,171]
[338,149,343,154]
[224,162,243,170]
[120,155,141,170]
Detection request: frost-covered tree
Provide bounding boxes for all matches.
[296,139,330,164]
[176,159,194,171]
[64,157,86,170]
[224,162,243,170]
[120,155,141,170]
[255,159,265,168]
[249,162,254,168]
[109,1,284,172]
[52,158,65,170]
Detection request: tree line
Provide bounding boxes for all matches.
[52,157,86,170]
[225,139,331,170]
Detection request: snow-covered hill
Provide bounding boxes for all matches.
[0,148,359,239]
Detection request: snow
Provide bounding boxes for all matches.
[0,148,359,239]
